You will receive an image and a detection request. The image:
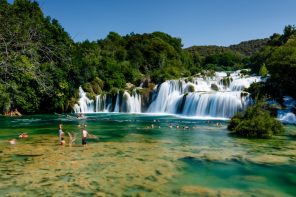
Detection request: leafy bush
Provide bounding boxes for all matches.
[228,101,284,138]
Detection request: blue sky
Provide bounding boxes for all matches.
[8,0,296,47]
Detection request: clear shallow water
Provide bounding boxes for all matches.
[0,113,295,196]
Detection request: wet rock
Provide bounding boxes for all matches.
[247,154,290,164]
[218,188,245,197]
[247,188,291,197]
[211,84,219,91]
[234,175,266,183]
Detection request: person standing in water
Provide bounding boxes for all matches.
[60,137,66,146]
[82,125,88,146]
[58,124,64,143]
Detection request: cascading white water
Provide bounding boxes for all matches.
[229,76,260,91]
[147,81,185,113]
[73,87,95,113]
[73,70,263,119]
[95,94,109,112]
[181,92,244,117]
[147,71,260,118]
[123,91,142,113]
[278,96,296,124]
[75,88,142,113]
[114,92,120,112]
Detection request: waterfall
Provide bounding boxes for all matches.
[95,95,101,112]
[147,80,186,113]
[114,92,120,112]
[182,92,244,118]
[229,76,259,91]
[277,96,296,124]
[74,89,142,113]
[123,91,142,113]
[73,87,95,113]
[147,71,259,118]
[95,94,109,112]
[73,70,264,119]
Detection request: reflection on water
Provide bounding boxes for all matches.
[0,113,295,196]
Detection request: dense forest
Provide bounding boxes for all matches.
[0,0,295,114]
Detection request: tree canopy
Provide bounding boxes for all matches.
[228,100,284,138]
[0,0,295,114]
[247,25,296,101]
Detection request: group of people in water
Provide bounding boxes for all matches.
[9,133,29,145]
[58,123,88,146]
[9,123,89,147]
[4,108,22,117]
[145,120,223,130]
[9,115,224,146]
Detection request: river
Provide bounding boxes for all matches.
[0,113,295,196]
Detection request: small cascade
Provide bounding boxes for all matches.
[278,96,296,124]
[95,94,109,112]
[182,92,245,118]
[114,92,120,112]
[73,87,95,113]
[123,91,142,113]
[229,76,260,91]
[148,81,186,113]
[74,88,142,113]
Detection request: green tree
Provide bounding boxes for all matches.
[228,100,284,138]
[259,63,268,77]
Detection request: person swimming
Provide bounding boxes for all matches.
[19,133,28,138]
[9,139,16,145]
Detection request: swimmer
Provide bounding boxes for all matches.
[9,139,16,145]
[19,133,28,138]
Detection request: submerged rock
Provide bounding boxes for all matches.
[246,154,291,164]
[180,185,245,197]
[180,185,216,196]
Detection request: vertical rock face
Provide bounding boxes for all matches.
[73,70,261,118]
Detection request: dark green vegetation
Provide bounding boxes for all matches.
[228,101,285,138]
[0,0,194,113]
[0,0,295,116]
[247,25,296,101]
[0,0,74,113]
[185,38,268,71]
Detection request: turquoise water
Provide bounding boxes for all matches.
[0,113,295,196]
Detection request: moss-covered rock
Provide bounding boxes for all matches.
[139,87,153,111]
[211,84,219,91]
[186,84,195,93]
[220,76,233,87]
